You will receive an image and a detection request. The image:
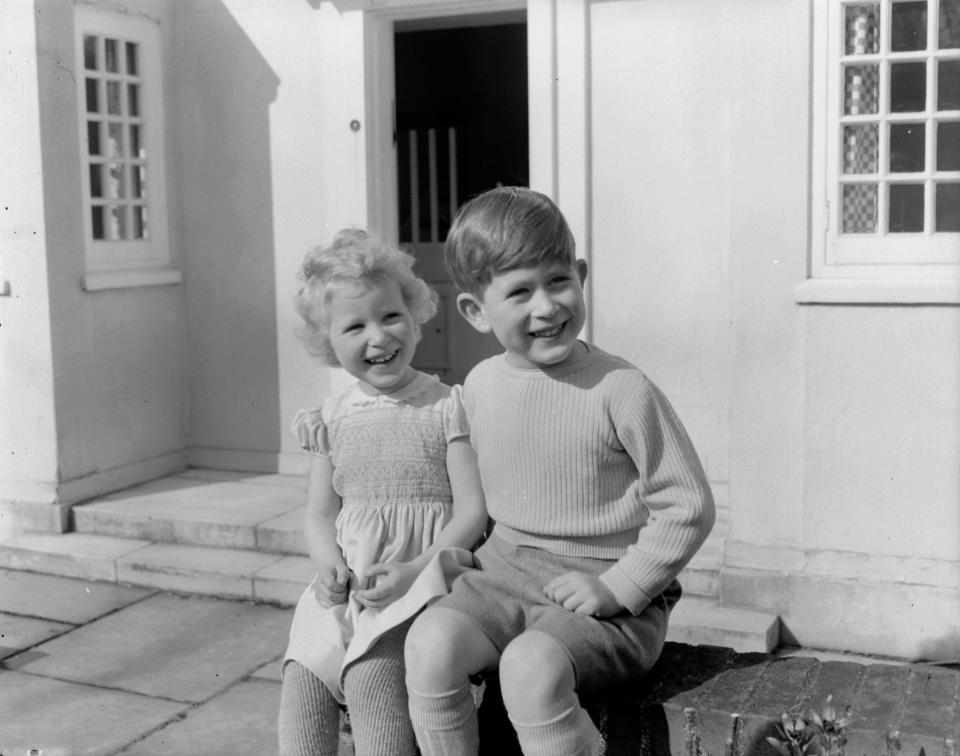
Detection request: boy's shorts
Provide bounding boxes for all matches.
[434,533,681,693]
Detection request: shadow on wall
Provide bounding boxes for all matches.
[172,1,282,466]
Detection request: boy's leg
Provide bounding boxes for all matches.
[499,631,603,756]
[343,620,417,756]
[278,661,342,756]
[405,606,501,756]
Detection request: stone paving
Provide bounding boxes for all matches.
[1,567,958,756]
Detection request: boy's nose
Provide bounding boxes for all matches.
[530,290,559,317]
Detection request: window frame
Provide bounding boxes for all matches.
[74,5,177,290]
[803,0,960,304]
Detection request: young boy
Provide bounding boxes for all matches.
[404,186,715,756]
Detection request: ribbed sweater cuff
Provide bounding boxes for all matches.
[599,565,656,616]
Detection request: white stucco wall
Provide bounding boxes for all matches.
[170,1,366,474]
[0,0,61,531]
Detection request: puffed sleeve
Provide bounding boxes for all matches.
[442,384,470,442]
[291,407,330,457]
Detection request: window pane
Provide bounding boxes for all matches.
[940,0,960,48]
[132,205,148,239]
[126,42,139,75]
[845,65,880,114]
[888,184,925,231]
[938,121,960,169]
[891,2,927,51]
[889,123,926,171]
[845,4,880,54]
[128,83,140,117]
[86,120,101,156]
[106,164,126,199]
[936,183,960,230]
[131,165,145,198]
[105,38,118,73]
[130,124,142,158]
[843,183,878,232]
[844,124,879,173]
[89,164,103,198]
[91,206,105,240]
[890,62,927,112]
[107,205,127,240]
[107,81,121,115]
[85,78,99,113]
[83,35,98,70]
[938,60,960,110]
[107,122,124,158]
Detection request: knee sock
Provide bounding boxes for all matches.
[343,623,417,756]
[278,661,343,756]
[510,702,604,756]
[407,681,479,756]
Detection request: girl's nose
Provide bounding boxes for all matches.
[367,325,389,345]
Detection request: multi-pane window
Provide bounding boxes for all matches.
[75,7,170,281]
[817,0,960,274]
[83,33,149,242]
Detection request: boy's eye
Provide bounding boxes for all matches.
[507,287,530,298]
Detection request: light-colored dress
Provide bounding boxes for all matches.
[283,371,475,701]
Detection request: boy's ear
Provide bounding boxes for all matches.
[575,258,589,284]
[456,293,492,334]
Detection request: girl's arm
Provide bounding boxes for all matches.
[354,437,487,608]
[303,455,351,606]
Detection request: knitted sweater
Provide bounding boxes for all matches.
[462,344,715,615]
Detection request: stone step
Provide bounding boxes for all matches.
[71,472,308,555]
[0,532,778,653]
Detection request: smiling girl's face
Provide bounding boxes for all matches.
[327,278,419,394]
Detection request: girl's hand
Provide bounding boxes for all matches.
[353,561,420,609]
[313,563,351,607]
[543,571,622,618]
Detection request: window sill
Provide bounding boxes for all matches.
[794,278,960,305]
[83,268,183,292]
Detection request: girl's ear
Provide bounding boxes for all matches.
[456,293,492,334]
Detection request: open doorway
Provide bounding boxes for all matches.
[393,13,529,385]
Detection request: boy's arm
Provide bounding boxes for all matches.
[600,380,716,615]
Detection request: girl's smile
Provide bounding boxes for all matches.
[327,278,419,394]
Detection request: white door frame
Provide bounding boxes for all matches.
[362,0,593,336]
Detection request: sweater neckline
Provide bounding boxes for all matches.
[495,341,593,378]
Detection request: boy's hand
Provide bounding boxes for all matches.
[544,571,622,618]
[353,561,419,610]
[313,563,351,607]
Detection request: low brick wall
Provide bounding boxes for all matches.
[477,642,960,755]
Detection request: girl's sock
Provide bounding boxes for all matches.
[277,661,342,756]
[407,680,479,755]
[343,623,417,756]
[510,702,604,756]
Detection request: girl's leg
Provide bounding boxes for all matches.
[405,607,501,756]
[499,631,603,756]
[278,661,343,756]
[343,620,417,756]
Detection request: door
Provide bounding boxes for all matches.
[392,14,529,385]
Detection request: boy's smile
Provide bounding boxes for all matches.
[458,259,588,370]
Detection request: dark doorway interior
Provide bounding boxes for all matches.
[394,19,528,245]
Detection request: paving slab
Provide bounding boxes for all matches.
[0,669,186,756]
[121,679,283,755]
[0,568,153,623]
[0,610,73,659]
[2,593,293,703]
[251,657,284,682]
[253,553,313,605]
[176,468,307,489]
[256,506,308,554]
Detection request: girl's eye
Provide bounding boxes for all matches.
[344,323,363,333]
[384,312,401,321]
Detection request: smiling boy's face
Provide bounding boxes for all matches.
[457,258,588,370]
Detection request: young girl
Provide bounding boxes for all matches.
[278,228,487,756]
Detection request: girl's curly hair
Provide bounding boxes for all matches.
[295,228,438,366]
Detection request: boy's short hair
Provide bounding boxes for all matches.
[295,228,438,366]
[444,187,577,297]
